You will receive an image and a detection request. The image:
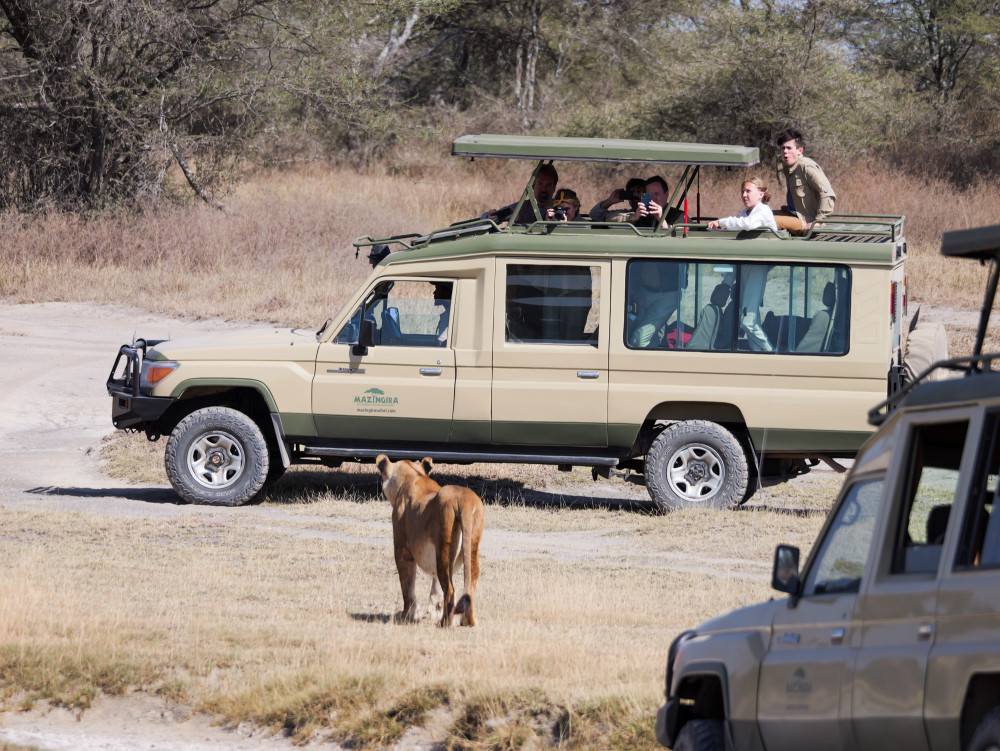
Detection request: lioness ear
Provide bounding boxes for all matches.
[376,454,391,478]
[421,457,434,475]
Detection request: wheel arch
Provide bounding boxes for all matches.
[673,663,729,736]
[961,673,1000,748]
[153,381,278,443]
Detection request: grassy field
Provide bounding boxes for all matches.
[1,451,839,748]
[1,151,996,747]
[0,153,997,330]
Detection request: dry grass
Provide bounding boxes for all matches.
[1,155,997,328]
[0,458,835,746]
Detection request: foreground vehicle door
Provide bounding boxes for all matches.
[757,478,883,751]
[492,261,610,446]
[852,417,971,751]
[313,279,456,441]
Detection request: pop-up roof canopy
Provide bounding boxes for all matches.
[452,134,760,167]
[942,224,1000,260]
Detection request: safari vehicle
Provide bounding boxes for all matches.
[655,225,1000,751]
[107,134,925,509]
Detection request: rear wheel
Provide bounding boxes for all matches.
[164,407,269,506]
[645,420,749,512]
[673,719,725,751]
[968,707,1000,751]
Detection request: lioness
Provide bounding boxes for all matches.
[376,454,484,627]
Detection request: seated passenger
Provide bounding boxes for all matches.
[628,261,683,348]
[706,177,778,233]
[590,177,646,222]
[545,189,582,222]
[630,176,670,229]
[483,163,558,225]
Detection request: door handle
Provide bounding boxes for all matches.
[830,627,845,644]
[577,371,600,379]
[918,623,934,639]
[419,368,443,376]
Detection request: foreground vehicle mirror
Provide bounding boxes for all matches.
[353,318,376,356]
[772,544,800,595]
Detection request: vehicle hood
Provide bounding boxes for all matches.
[694,598,784,636]
[148,327,320,362]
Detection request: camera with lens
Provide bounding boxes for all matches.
[552,207,568,221]
[493,205,514,223]
[619,189,640,203]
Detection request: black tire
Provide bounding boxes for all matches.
[968,707,1000,751]
[164,407,269,506]
[673,719,725,751]
[645,420,749,512]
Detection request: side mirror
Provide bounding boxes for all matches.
[353,318,375,357]
[771,544,801,596]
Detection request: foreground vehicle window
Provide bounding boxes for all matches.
[804,479,883,595]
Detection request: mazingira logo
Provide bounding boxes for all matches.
[355,387,398,405]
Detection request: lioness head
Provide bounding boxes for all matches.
[375,455,436,506]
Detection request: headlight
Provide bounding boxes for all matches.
[140,360,179,391]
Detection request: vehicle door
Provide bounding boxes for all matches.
[851,415,972,751]
[924,409,1000,750]
[757,477,883,751]
[313,279,456,442]
[491,260,610,446]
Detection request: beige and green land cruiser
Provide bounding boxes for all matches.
[656,225,1000,751]
[107,134,921,509]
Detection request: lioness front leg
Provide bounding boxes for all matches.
[394,547,418,624]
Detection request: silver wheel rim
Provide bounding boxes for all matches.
[187,430,246,489]
[666,442,725,501]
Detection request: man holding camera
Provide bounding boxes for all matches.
[631,175,670,228]
[483,163,559,225]
[590,177,646,222]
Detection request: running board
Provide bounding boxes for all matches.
[298,444,620,467]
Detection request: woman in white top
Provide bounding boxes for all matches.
[707,177,778,232]
[708,177,777,351]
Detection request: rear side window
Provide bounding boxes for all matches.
[624,260,849,355]
[505,264,600,346]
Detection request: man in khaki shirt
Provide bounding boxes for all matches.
[773,128,835,234]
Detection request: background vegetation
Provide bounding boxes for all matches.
[3,0,1000,211]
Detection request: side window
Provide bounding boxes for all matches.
[334,280,452,348]
[624,260,849,355]
[758,265,849,355]
[505,265,600,345]
[957,413,1000,568]
[891,420,969,574]
[804,479,883,595]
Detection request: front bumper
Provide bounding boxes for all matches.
[109,388,174,429]
[107,340,173,430]
[655,698,681,748]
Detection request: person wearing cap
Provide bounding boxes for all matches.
[545,189,582,222]
[590,177,646,222]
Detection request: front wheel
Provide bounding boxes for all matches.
[164,407,269,506]
[673,719,726,751]
[645,420,749,512]
[968,707,1000,751]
